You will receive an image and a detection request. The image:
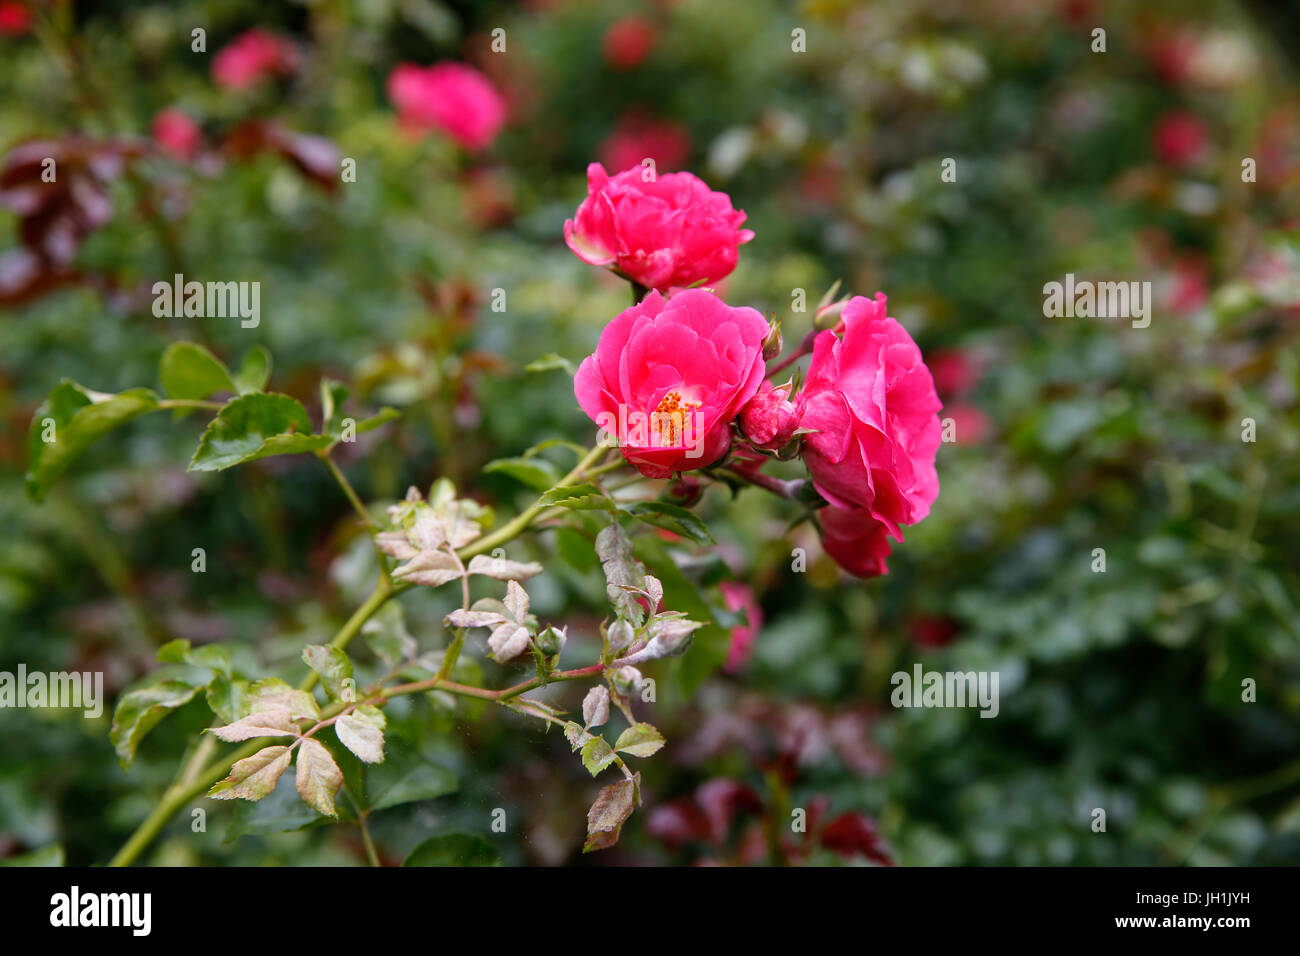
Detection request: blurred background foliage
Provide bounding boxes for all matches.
[1,0,1299,866]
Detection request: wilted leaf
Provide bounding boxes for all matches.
[336,711,385,764]
[295,738,343,817]
[246,678,320,720]
[596,523,648,622]
[208,709,301,742]
[465,554,543,581]
[582,686,610,729]
[209,746,292,802]
[584,773,640,853]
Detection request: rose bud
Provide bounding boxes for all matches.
[612,665,644,697]
[665,475,703,507]
[607,619,635,654]
[536,625,567,656]
[739,382,799,450]
[762,320,783,362]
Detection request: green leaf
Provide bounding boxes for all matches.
[581,736,617,777]
[320,378,349,429]
[159,342,236,401]
[614,722,665,758]
[110,679,201,765]
[209,746,293,802]
[366,749,458,811]
[584,773,639,853]
[189,393,331,472]
[620,501,715,545]
[483,456,560,491]
[233,345,272,394]
[336,710,385,763]
[524,352,576,376]
[25,381,162,501]
[540,483,617,512]
[353,407,400,434]
[157,638,230,676]
[301,644,354,702]
[295,738,343,817]
[206,675,248,724]
[403,834,501,867]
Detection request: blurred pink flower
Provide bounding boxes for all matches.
[0,1,31,35]
[1152,110,1208,167]
[212,29,297,90]
[598,113,690,175]
[565,162,753,290]
[152,109,202,161]
[720,581,763,672]
[602,15,656,70]
[387,62,507,151]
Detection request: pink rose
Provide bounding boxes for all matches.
[212,30,297,90]
[598,112,690,176]
[152,109,202,161]
[739,381,798,450]
[574,289,769,478]
[818,506,894,578]
[565,162,754,292]
[387,62,506,151]
[720,581,763,672]
[602,15,655,70]
[798,293,941,538]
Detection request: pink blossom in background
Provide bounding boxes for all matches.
[598,113,690,175]
[1152,110,1208,167]
[943,403,992,445]
[565,162,753,290]
[0,0,30,35]
[212,29,298,90]
[602,15,656,70]
[721,581,763,672]
[152,109,202,161]
[387,62,506,151]
[574,289,768,478]
[927,348,980,400]
[798,293,942,541]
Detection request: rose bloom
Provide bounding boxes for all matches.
[565,162,754,291]
[799,293,941,540]
[152,109,202,161]
[387,62,506,151]
[574,289,768,478]
[598,113,690,176]
[602,15,655,70]
[212,29,297,90]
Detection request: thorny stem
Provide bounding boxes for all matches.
[108,443,612,866]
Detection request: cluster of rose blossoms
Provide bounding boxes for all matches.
[566,163,943,578]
